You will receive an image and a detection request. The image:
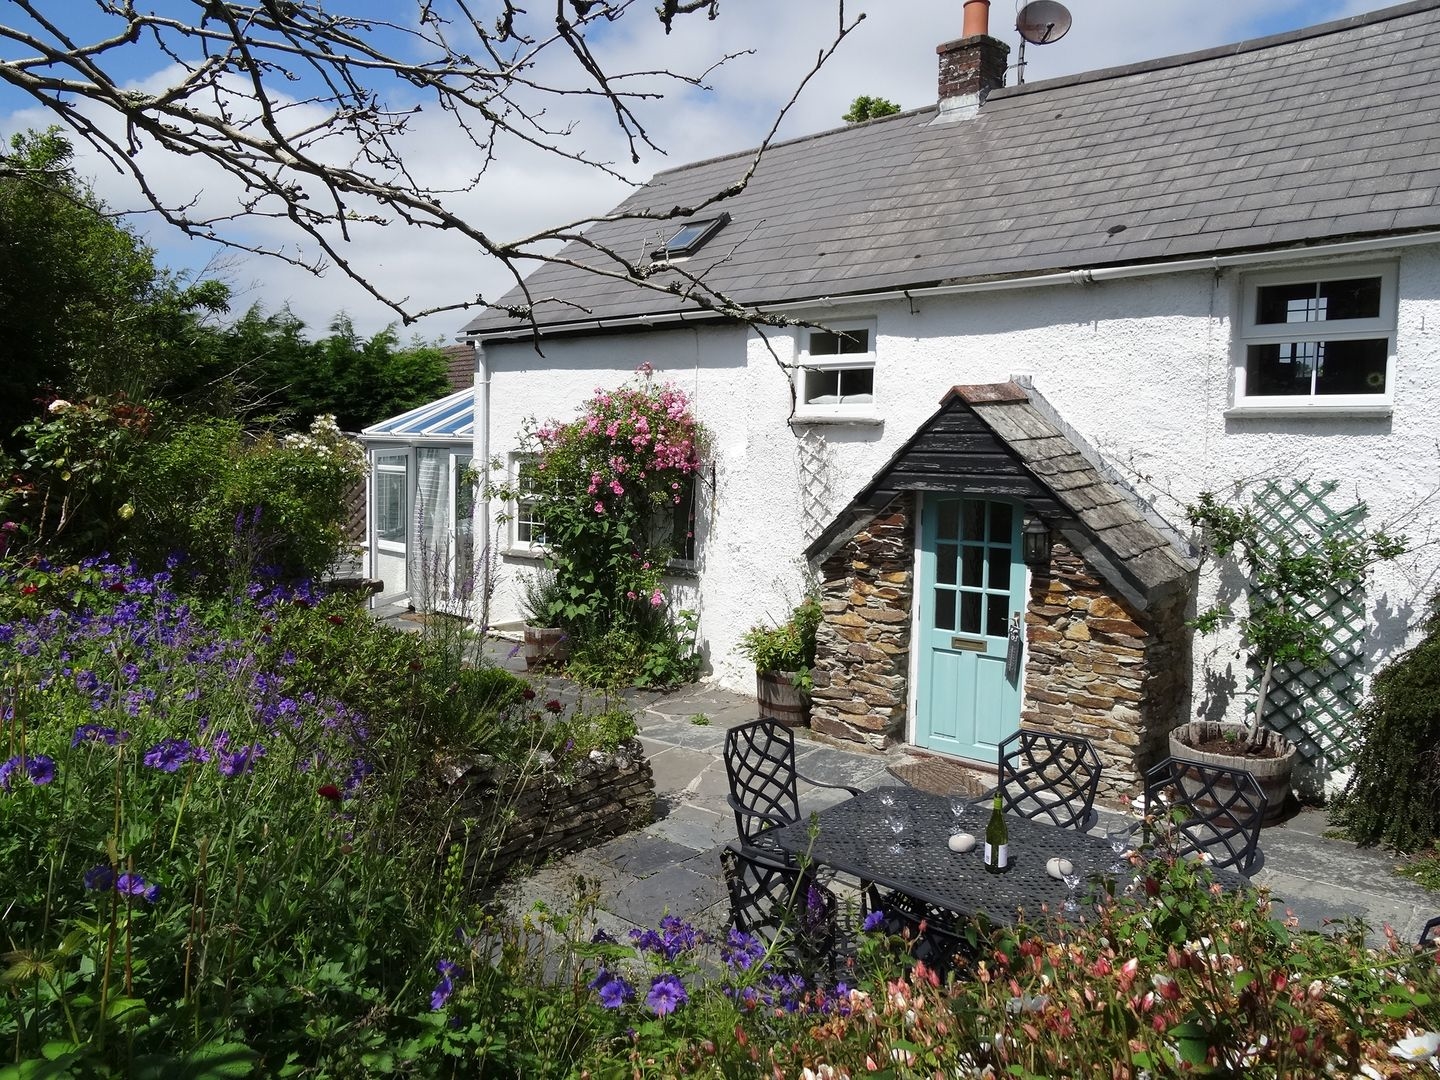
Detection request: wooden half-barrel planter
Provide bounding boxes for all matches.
[1169,720,1296,827]
[756,669,810,727]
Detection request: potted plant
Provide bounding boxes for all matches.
[1176,488,1406,823]
[518,569,569,670]
[738,597,822,727]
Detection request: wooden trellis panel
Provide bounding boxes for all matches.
[1247,480,1368,772]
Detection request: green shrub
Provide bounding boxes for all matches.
[1332,594,1440,851]
[738,595,822,689]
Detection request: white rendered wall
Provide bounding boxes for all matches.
[478,244,1440,731]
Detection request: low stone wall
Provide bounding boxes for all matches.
[437,737,655,889]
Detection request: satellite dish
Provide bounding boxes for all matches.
[1016,0,1072,45]
[1014,1,1072,84]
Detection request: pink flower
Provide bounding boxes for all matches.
[636,362,654,375]
[650,590,663,608]
[626,591,637,600]
[610,479,624,495]
[594,502,606,514]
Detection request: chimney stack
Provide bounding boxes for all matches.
[936,0,1010,120]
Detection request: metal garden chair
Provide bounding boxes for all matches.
[723,716,863,852]
[995,729,1102,831]
[1419,915,1440,947]
[1143,756,1267,874]
[720,841,840,977]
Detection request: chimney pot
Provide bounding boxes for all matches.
[962,0,990,38]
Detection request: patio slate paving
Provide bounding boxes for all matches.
[452,629,1440,947]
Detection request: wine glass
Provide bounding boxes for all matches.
[1105,822,1132,873]
[948,793,971,834]
[886,811,908,855]
[878,789,897,812]
[1061,861,1084,914]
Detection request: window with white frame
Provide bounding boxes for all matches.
[509,453,547,549]
[374,454,407,547]
[795,322,876,419]
[1235,265,1396,410]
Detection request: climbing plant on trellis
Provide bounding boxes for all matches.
[1246,480,1369,772]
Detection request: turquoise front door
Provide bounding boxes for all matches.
[915,496,1026,762]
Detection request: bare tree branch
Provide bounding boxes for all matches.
[0,1,858,331]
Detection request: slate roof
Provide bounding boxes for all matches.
[805,383,1194,612]
[463,1,1440,339]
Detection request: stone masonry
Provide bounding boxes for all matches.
[1023,539,1188,801]
[811,500,914,749]
[439,737,656,890]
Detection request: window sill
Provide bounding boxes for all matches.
[501,547,548,561]
[791,412,884,427]
[1224,402,1393,420]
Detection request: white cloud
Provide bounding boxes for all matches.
[0,0,1395,341]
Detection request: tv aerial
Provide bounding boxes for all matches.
[1015,0,1072,85]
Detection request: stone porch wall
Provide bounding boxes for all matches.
[811,500,915,749]
[1024,540,1189,802]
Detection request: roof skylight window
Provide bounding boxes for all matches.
[651,212,730,260]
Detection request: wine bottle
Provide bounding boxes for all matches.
[984,793,1009,874]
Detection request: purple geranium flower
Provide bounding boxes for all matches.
[217,744,265,778]
[863,909,887,932]
[588,968,634,1010]
[143,738,195,772]
[83,864,116,891]
[115,873,158,902]
[26,755,56,786]
[0,754,56,790]
[721,928,766,971]
[645,973,687,1016]
[430,958,459,1010]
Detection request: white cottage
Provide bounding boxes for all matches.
[387,0,1440,794]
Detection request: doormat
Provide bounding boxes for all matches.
[887,759,990,798]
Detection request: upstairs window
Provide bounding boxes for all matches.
[650,213,730,260]
[1235,265,1396,412]
[794,322,877,421]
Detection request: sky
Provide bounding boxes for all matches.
[0,0,1396,344]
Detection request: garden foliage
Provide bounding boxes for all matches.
[1334,593,1440,852]
[497,365,706,688]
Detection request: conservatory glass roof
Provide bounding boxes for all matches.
[360,388,474,441]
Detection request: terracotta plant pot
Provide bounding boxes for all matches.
[1168,720,1296,827]
[521,625,570,670]
[756,669,810,728]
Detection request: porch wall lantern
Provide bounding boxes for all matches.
[1022,516,1051,566]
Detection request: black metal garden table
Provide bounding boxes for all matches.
[766,785,1122,927]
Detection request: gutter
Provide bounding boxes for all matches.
[462,229,1440,341]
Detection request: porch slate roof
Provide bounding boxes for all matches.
[462,1,1440,339]
[805,382,1194,612]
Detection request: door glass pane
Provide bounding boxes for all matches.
[937,501,960,541]
[961,546,983,587]
[961,502,985,541]
[960,592,981,634]
[934,589,955,631]
[987,595,1009,638]
[990,503,1013,544]
[936,543,958,585]
[375,469,406,543]
[988,546,1011,591]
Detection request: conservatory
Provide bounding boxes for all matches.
[359,388,476,615]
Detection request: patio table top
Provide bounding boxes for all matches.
[767,785,1219,926]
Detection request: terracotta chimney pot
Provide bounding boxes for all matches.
[962,0,991,39]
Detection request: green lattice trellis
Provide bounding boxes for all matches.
[1246,480,1368,772]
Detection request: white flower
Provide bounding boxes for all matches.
[1391,1030,1440,1061]
[47,398,72,413]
